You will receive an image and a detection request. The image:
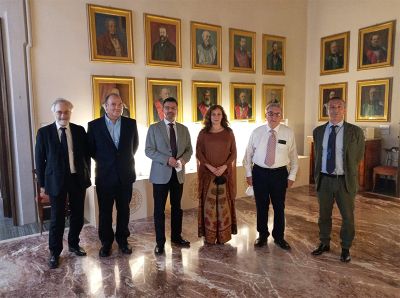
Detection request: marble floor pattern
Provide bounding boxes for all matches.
[0,185,399,297]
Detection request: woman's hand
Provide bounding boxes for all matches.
[214,164,227,177]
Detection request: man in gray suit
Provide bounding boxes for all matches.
[145,97,193,255]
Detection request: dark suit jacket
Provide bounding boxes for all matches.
[313,121,365,194]
[35,122,91,197]
[87,116,139,187]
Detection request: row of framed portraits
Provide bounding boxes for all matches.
[87,4,285,74]
[321,20,395,75]
[319,78,391,122]
[92,75,286,124]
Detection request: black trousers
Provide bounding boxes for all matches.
[252,165,288,240]
[96,184,132,248]
[153,170,183,246]
[49,174,86,256]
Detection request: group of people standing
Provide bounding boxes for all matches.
[35,94,364,269]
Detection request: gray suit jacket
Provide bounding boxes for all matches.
[313,121,365,194]
[145,121,193,184]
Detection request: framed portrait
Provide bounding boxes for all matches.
[146,78,183,125]
[318,82,347,121]
[229,28,256,73]
[191,21,222,70]
[320,31,349,75]
[87,4,133,63]
[356,78,391,122]
[358,20,395,70]
[230,83,256,121]
[144,14,181,67]
[262,84,285,118]
[91,75,135,119]
[262,34,285,75]
[192,81,222,122]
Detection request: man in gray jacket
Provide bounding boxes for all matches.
[145,97,193,255]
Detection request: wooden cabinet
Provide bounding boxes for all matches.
[309,138,382,191]
[358,139,381,191]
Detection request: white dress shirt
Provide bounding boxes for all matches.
[321,121,344,175]
[56,122,76,173]
[243,123,299,181]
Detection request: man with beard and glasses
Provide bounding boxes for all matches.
[152,26,176,61]
[197,30,217,65]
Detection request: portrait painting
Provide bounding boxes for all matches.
[87,4,133,63]
[358,20,395,70]
[192,81,222,122]
[144,14,181,67]
[262,34,286,75]
[91,75,135,119]
[229,28,256,73]
[230,83,256,121]
[318,82,347,121]
[262,84,285,118]
[320,31,349,75]
[147,78,182,125]
[191,22,222,70]
[356,78,391,122]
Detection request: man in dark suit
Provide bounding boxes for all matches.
[312,97,365,262]
[35,98,91,269]
[87,93,138,257]
[145,97,193,255]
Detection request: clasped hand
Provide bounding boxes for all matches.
[206,164,227,177]
[168,157,185,168]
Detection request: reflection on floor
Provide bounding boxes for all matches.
[0,185,399,297]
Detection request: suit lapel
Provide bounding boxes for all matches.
[50,122,61,146]
[343,122,350,153]
[100,116,117,151]
[118,117,127,151]
[158,121,170,148]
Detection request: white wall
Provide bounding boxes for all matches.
[305,0,400,156]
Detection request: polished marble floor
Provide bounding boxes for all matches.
[0,185,399,297]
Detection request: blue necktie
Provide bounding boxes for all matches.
[326,125,337,174]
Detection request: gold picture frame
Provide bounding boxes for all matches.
[229,28,256,73]
[356,78,391,122]
[230,83,256,121]
[192,81,222,122]
[144,14,181,67]
[319,82,347,121]
[191,21,222,71]
[320,31,349,75]
[87,4,133,63]
[262,84,285,118]
[358,20,395,70]
[91,75,135,119]
[262,34,286,75]
[146,78,183,125]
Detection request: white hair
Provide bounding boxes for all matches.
[51,98,73,112]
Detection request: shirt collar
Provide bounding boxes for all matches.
[105,113,121,125]
[267,123,280,133]
[56,122,70,130]
[164,118,176,126]
[328,120,344,128]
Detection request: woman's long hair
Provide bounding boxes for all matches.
[203,104,230,132]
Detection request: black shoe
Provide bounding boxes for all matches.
[48,255,59,269]
[274,239,291,250]
[254,236,268,247]
[69,246,87,256]
[119,244,132,255]
[340,249,351,263]
[99,246,111,258]
[171,237,190,247]
[154,244,164,255]
[311,243,330,255]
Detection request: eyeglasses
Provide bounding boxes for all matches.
[267,112,281,117]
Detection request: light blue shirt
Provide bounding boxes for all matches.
[105,114,121,148]
[321,121,344,175]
